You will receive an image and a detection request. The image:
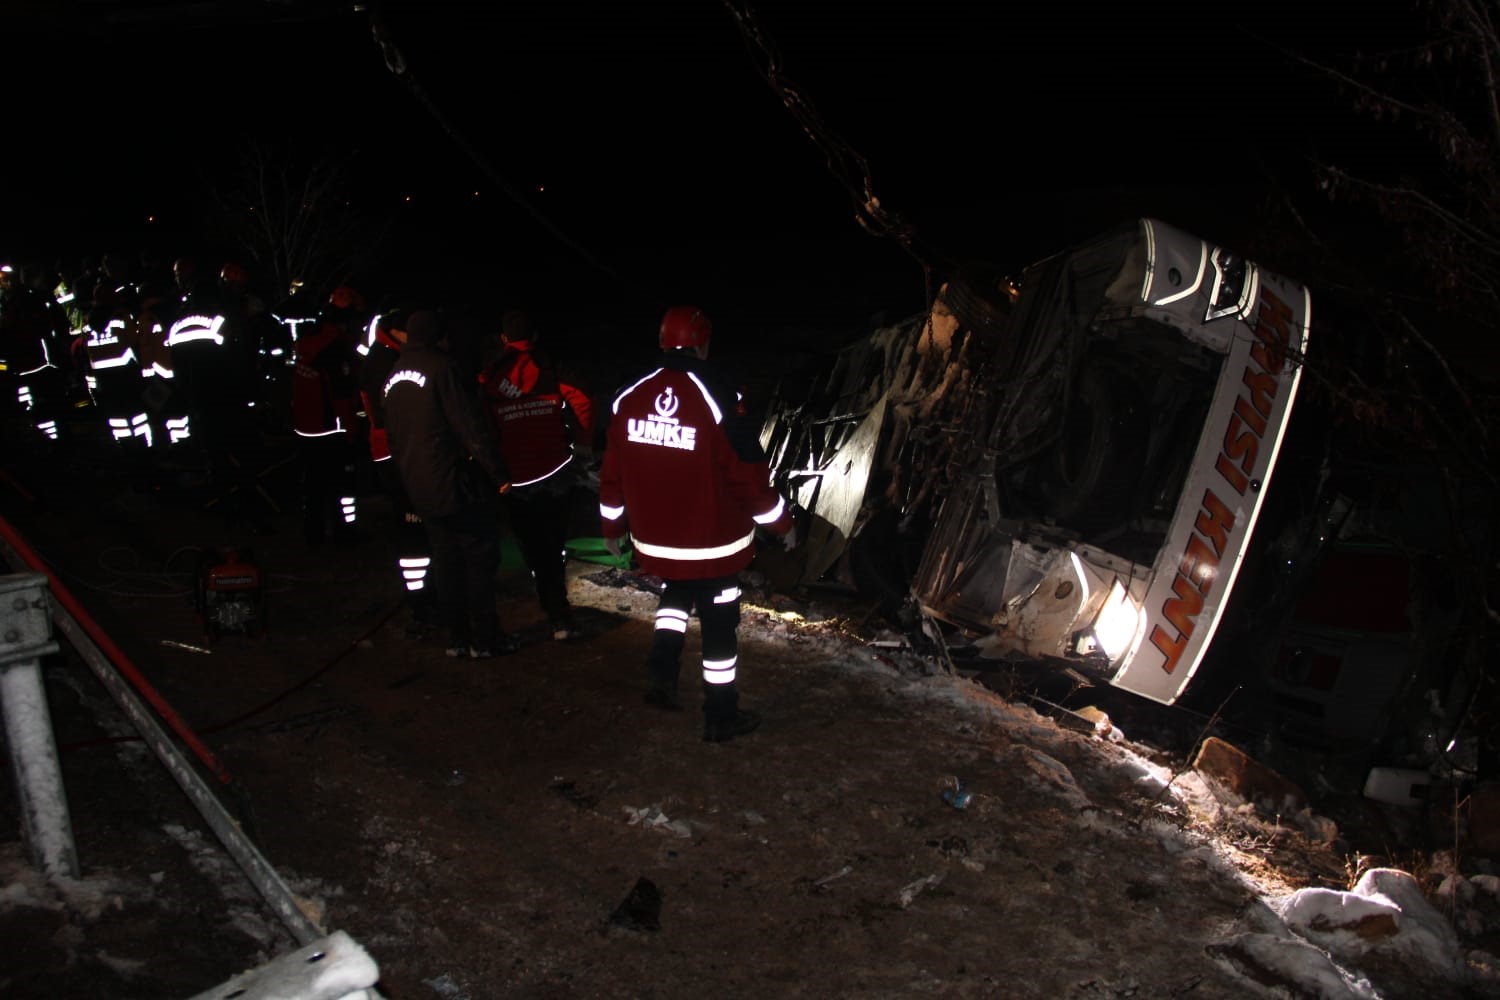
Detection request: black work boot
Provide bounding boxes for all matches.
[703,709,761,743]
[644,685,683,712]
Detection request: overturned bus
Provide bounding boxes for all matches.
[764,216,1487,798]
[765,218,1311,704]
[912,218,1309,704]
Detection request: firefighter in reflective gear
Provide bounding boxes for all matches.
[81,271,152,453]
[52,265,92,411]
[52,270,87,342]
[291,286,365,545]
[192,261,277,525]
[359,306,437,633]
[598,305,796,742]
[166,263,243,466]
[218,262,282,419]
[478,308,595,640]
[383,309,521,658]
[150,256,210,454]
[131,279,177,455]
[0,262,71,446]
[265,279,315,433]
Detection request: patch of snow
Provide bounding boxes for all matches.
[0,840,136,920]
[1273,867,1467,990]
[1207,932,1378,999]
[422,971,474,999]
[1001,745,1093,811]
[1110,749,1174,797]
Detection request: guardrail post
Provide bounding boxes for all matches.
[0,571,73,879]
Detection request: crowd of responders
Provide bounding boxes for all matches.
[0,251,401,526]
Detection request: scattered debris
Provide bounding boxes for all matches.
[897,873,944,908]
[814,864,853,889]
[608,877,662,933]
[623,804,693,839]
[550,779,599,810]
[422,972,474,999]
[940,777,972,810]
[1073,705,1113,737]
[159,639,212,655]
[1023,694,1104,736]
[1193,736,1308,815]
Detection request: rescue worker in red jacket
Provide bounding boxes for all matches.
[359,306,438,635]
[291,285,364,546]
[599,305,796,742]
[478,308,595,640]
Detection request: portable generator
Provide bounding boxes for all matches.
[195,547,266,640]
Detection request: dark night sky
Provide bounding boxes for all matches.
[0,1,1389,334]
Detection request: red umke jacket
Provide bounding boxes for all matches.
[599,353,791,580]
[292,320,359,439]
[478,338,594,488]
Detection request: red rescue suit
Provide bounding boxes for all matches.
[291,315,361,543]
[599,355,790,579]
[479,336,595,635]
[478,337,594,487]
[291,319,359,440]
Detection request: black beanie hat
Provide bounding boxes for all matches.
[405,309,443,346]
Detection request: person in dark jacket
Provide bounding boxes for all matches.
[167,259,256,505]
[478,307,595,640]
[383,309,521,658]
[0,261,72,449]
[360,306,438,637]
[598,305,796,742]
[80,264,151,457]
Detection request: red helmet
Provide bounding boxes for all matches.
[219,262,248,288]
[328,285,365,312]
[659,305,711,350]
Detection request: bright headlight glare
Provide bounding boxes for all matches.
[1091,580,1142,661]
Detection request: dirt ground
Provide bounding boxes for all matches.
[0,424,1493,999]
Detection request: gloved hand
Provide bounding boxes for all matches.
[604,534,625,557]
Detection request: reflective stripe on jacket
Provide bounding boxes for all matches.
[479,339,594,488]
[598,352,790,580]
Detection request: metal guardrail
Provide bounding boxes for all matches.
[0,516,385,999]
[0,571,72,879]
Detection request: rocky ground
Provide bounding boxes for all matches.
[2,421,1500,1000]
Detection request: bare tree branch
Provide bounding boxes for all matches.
[194,140,392,303]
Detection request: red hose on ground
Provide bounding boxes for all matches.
[0,511,235,786]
